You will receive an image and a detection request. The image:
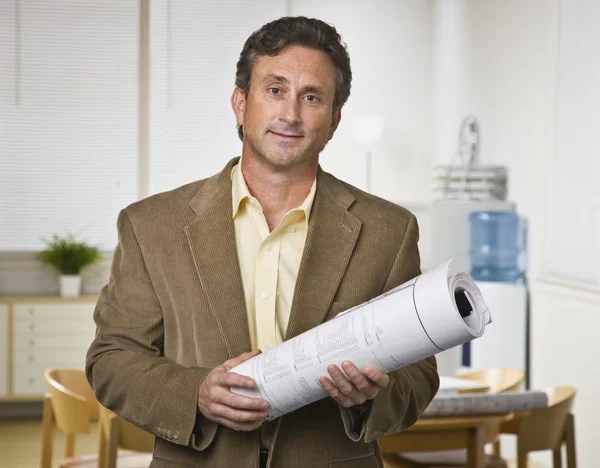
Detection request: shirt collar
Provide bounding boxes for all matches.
[231,159,317,222]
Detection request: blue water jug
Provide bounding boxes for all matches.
[469,211,526,282]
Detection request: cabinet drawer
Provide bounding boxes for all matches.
[13,366,52,396]
[13,302,96,322]
[14,350,88,366]
[13,320,96,334]
[14,334,95,350]
[0,305,8,397]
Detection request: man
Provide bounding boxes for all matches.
[86,16,439,468]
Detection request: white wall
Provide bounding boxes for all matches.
[431,1,599,467]
[532,281,600,468]
[431,0,557,279]
[290,0,434,204]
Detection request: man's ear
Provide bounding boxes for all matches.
[231,87,246,126]
[327,109,342,141]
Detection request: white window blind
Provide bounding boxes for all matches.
[0,0,139,252]
[546,0,600,285]
[149,0,287,195]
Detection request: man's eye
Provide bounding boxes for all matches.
[306,95,319,102]
[269,88,280,95]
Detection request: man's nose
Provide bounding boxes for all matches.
[278,97,301,125]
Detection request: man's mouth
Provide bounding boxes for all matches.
[270,131,303,138]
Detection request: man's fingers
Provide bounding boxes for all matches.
[212,415,263,432]
[224,349,262,370]
[364,366,390,389]
[217,371,256,389]
[208,402,268,423]
[327,365,355,395]
[342,361,379,399]
[319,376,355,408]
[220,388,269,411]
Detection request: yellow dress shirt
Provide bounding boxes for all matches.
[231,161,316,352]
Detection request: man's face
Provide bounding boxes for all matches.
[232,45,341,170]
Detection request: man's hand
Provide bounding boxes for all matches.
[319,361,390,408]
[198,350,269,431]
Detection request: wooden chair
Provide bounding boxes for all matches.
[455,368,525,394]
[41,368,155,468]
[493,386,577,468]
[41,368,100,468]
[97,404,154,468]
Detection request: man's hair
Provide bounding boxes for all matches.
[234,16,352,141]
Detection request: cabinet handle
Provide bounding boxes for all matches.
[29,323,35,331]
[28,355,34,363]
[29,308,35,315]
[28,377,35,385]
[28,339,35,346]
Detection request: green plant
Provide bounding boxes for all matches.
[36,233,103,275]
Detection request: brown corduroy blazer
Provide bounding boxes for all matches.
[86,157,439,468]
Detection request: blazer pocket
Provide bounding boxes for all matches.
[329,453,380,468]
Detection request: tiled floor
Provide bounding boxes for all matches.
[0,420,549,468]
[0,419,99,468]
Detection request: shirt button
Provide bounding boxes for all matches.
[261,292,269,300]
[266,245,272,252]
[290,227,297,233]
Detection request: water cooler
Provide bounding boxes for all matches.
[422,116,529,383]
[467,211,529,386]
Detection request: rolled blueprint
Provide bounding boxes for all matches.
[230,260,492,421]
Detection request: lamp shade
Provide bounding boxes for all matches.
[353,115,385,148]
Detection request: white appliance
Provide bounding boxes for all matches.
[428,199,515,274]
[418,199,516,377]
[470,281,528,374]
[408,116,528,379]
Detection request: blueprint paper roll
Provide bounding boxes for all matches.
[231,260,492,420]
[414,261,491,351]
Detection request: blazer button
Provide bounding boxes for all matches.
[173,430,180,440]
[156,427,163,436]
[167,429,173,439]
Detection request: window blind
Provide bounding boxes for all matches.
[0,0,139,251]
[149,0,287,195]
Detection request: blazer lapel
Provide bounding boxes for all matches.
[285,169,362,340]
[184,158,252,358]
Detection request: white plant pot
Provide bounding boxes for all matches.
[60,275,82,298]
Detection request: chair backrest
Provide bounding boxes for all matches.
[44,368,98,434]
[516,386,576,452]
[98,404,155,468]
[41,368,99,468]
[458,368,525,393]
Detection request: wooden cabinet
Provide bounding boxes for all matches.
[0,296,97,400]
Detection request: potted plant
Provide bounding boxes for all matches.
[36,233,103,297]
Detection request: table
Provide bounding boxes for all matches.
[438,376,490,394]
[379,414,511,468]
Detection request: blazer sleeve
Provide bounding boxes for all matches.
[85,208,218,451]
[338,214,440,442]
